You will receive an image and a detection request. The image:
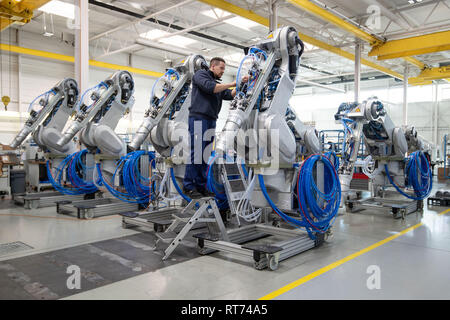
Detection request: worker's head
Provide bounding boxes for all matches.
[209,57,226,79]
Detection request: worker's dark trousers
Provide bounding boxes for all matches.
[183,116,216,191]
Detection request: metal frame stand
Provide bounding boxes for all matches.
[13,191,86,209]
[345,197,423,219]
[154,197,323,271]
[56,196,138,219]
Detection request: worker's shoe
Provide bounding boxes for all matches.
[183,188,203,199]
[197,188,216,198]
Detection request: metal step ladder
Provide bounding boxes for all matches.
[155,197,229,260]
[220,162,248,219]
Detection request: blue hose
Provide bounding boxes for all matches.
[324,151,339,170]
[258,154,341,239]
[28,89,56,113]
[205,152,228,210]
[170,167,191,203]
[47,149,98,195]
[97,151,156,204]
[384,151,432,200]
[76,82,108,112]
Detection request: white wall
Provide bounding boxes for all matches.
[1,29,448,151]
[290,82,450,150]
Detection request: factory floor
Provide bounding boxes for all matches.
[0,179,449,300]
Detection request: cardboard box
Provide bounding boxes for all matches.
[0,144,15,151]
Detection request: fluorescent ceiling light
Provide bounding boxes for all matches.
[39,0,75,20]
[140,29,197,48]
[201,9,259,30]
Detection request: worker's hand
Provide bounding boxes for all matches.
[241,75,249,83]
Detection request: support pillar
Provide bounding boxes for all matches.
[403,63,409,127]
[354,41,362,103]
[75,0,89,94]
[268,0,278,32]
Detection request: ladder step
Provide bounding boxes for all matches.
[173,213,193,220]
[229,180,246,192]
[156,231,178,243]
[224,163,241,175]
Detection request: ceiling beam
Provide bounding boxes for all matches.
[0,0,51,31]
[409,66,450,84]
[369,30,450,60]
[197,0,404,80]
[287,0,426,70]
[89,0,195,42]
[0,43,164,78]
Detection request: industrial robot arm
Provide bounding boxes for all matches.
[215,26,313,164]
[10,78,79,154]
[57,70,135,157]
[129,55,208,152]
[336,96,430,197]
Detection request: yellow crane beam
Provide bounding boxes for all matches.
[197,0,404,80]
[369,30,450,60]
[287,0,381,45]
[409,66,450,84]
[287,0,426,70]
[0,0,51,32]
[0,43,164,78]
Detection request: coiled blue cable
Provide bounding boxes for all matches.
[324,151,340,170]
[258,154,341,239]
[384,151,432,201]
[47,149,98,195]
[97,151,156,204]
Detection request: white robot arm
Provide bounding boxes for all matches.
[216,26,319,165]
[129,55,208,159]
[336,96,428,196]
[10,78,79,155]
[57,70,135,157]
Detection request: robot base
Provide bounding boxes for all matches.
[149,198,325,271]
[120,206,205,233]
[13,191,85,210]
[195,224,324,271]
[56,197,138,219]
[345,197,423,219]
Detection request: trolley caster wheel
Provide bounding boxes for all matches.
[324,228,333,241]
[30,201,39,210]
[153,224,165,233]
[394,209,406,220]
[417,200,424,210]
[84,210,94,220]
[268,255,279,271]
[401,209,406,220]
[345,203,353,213]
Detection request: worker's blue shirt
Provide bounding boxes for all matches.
[188,69,234,121]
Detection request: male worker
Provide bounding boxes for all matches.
[182,57,248,198]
